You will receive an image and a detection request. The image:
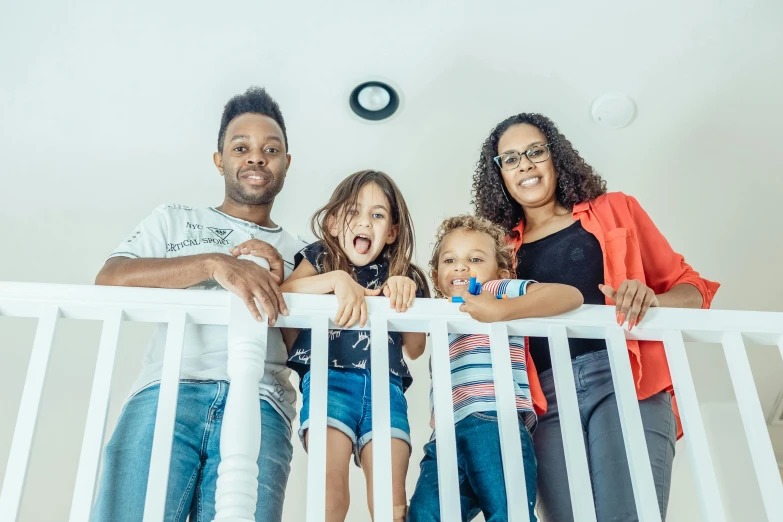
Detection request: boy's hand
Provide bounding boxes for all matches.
[599,281,659,330]
[383,276,417,312]
[458,291,504,323]
[229,239,285,284]
[332,271,382,328]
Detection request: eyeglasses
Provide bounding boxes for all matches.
[493,144,551,171]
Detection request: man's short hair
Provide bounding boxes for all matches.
[217,86,288,153]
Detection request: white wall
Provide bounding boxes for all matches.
[2,0,783,521]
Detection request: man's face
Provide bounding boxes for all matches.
[214,113,291,206]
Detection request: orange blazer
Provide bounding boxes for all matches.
[510,192,720,438]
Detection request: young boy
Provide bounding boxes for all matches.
[408,215,583,522]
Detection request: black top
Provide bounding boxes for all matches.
[516,221,607,373]
[287,241,424,391]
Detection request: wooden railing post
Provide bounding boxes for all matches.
[213,257,269,522]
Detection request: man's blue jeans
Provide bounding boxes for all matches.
[91,381,293,522]
[408,412,538,521]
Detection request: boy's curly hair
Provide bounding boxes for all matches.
[429,215,516,298]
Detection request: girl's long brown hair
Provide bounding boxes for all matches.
[311,170,430,297]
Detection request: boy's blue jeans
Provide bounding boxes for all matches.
[408,412,538,522]
[91,381,293,522]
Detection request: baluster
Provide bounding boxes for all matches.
[429,321,461,520]
[370,317,392,521]
[722,332,783,521]
[69,309,124,522]
[604,327,661,522]
[0,306,59,522]
[778,337,783,369]
[547,325,596,522]
[661,330,726,522]
[488,322,529,522]
[143,311,187,522]
[306,317,329,522]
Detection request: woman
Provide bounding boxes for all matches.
[472,113,719,521]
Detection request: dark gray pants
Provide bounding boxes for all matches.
[534,350,676,522]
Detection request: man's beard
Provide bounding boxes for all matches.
[225,167,285,206]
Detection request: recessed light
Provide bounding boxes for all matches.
[350,81,399,121]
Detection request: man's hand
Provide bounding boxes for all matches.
[458,291,504,323]
[382,275,418,313]
[211,255,288,326]
[229,239,285,284]
[600,280,659,331]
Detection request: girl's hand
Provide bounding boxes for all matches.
[599,280,659,330]
[332,271,382,328]
[458,291,504,323]
[383,276,418,312]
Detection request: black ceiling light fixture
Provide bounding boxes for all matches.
[349,81,400,121]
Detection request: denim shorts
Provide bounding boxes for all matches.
[299,368,411,467]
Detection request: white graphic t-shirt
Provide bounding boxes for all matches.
[110,203,306,426]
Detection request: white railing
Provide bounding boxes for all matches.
[1,281,783,522]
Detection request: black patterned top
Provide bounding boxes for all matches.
[287,241,424,391]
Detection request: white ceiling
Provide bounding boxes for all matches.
[1,1,782,519]
[1,1,782,309]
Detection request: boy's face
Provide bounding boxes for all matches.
[433,229,509,298]
[329,182,398,267]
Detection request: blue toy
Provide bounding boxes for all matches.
[468,271,478,295]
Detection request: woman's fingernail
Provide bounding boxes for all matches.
[628,319,635,331]
[619,313,626,325]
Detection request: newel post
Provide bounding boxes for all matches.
[213,256,269,522]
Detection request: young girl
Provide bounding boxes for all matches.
[408,215,583,522]
[281,170,429,522]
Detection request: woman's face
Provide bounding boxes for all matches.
[496,124,557,210]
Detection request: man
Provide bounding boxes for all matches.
[93,86,303,522]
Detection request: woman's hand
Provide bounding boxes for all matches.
[383,276,418,312]
[332,271,382,328]
[458,291,504,323]
[599,280,659,330]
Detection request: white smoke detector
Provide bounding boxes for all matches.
[591,93,637,129]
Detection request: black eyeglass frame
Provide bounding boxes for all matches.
[493,143,552,171]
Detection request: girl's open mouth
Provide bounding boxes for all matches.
[353,234,372,254]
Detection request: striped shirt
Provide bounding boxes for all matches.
[430,279,537,434]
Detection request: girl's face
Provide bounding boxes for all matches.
[433,229,510,298]
[497,123,558,210]
[329,182,398,267]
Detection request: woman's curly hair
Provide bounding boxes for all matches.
[428,215,516,298]
[472,113,607,238]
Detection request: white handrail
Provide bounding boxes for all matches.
[1,281,783,522]
[2,281,782,342]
